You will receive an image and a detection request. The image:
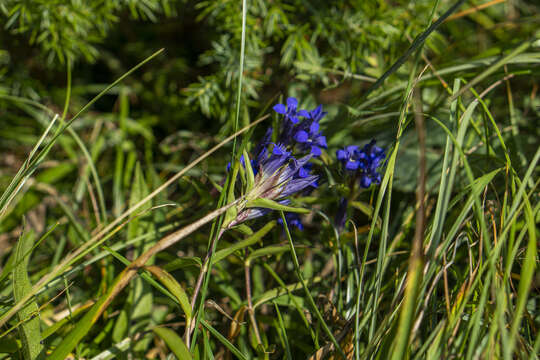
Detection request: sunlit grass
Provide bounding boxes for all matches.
[0,1,538,359]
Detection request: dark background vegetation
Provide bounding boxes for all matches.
[0,0,538,359]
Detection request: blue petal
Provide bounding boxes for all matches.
[272,144,288,156]
[286,97,298,110]
[316,135,327,148]
[356,151,367,160]
[311,146,322,157]
[297,109,310,118]
[336,149,347,161]
[295,155,312,168]
[294,130,309,143]
[360,175,372,188]
[273,103,286,114]
[242,207,271,221]
[345,160,359,171]
[279,175,319,198]
[298,166,309,178]
[309,121,319,134]
[289,116,299,124]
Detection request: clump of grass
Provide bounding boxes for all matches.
[0,1,538,359]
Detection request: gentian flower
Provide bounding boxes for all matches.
[291,104,328,156]
[336,140,385,188]
[273,97,309,124]
[357,140,385,188]
[307,104,327,123]
[225,97,328,229]
[226,143,318,228]
[277,212,304,231]
[336,145,361,170]
[293,121,327,157]
[249,144,318,199]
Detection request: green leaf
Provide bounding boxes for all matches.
[232,223,254,236]
[200,320,247,360]
[0,222,57,283]
[252,277,322,309]
[247,245,306,264]
[145,266,192,324]
[246,198,310,214]
[213,221,276,264]
[273,302,292,360]
[152,327,191,360]
[12,229,43,360]
[163,257,202,272]
[350,201,382,227]
[35,163,75,184]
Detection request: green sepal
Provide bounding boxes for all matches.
[246,198,310,214]
[242,149,255,192]
[223,161,240,227]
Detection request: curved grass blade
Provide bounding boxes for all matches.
[145,266,192,325]
[153,327,191,360]
[200,319,247,360]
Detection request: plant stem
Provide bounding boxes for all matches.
[245,250,263,347]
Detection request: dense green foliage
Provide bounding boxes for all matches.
[0,0,539,359]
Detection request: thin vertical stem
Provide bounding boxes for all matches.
[245,251,263,347]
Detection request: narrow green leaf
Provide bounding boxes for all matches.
[273,302,292,360]
[0,222,57,283]
[213,221,276,264]
[252,277,322,309]
[163,257,202,272]
[246,198,310,213]
[232,223,254,235]
[12,229,43,360]
[152,327,191,360]
[200,319,247,360]
[145,266,192,324]
[247,245,304,264]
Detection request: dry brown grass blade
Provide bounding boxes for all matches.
[445,0,506,22]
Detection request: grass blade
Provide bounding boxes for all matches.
[12,228,43,360]
[153,327,191,360]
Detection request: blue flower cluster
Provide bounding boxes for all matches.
[336,140,385,188]
[226,97,325,229]
[273,97,328,157]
